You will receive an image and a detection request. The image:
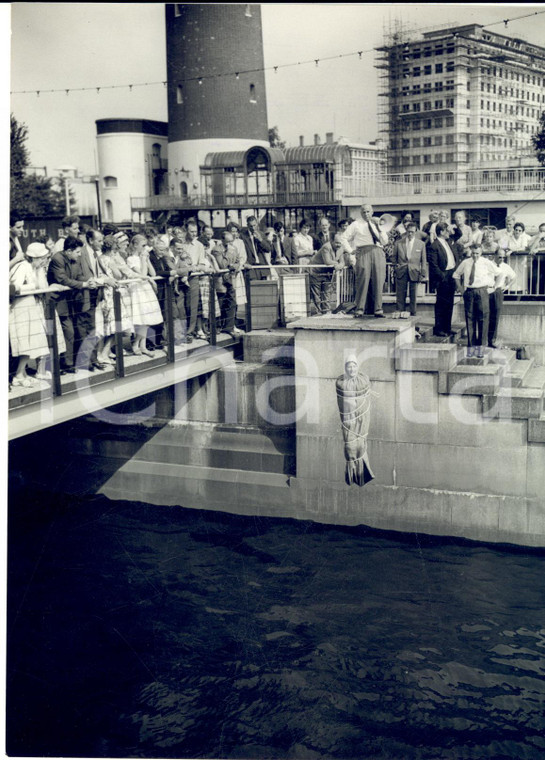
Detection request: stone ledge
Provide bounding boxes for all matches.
[445,364,505,396]
[504,358,535,387]
[523,366,545,391]
[482,387,544,420]
[291,316,414,334]
[395,343,459,373]
[528,416,545,443]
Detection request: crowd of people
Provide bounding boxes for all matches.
[8,207,545,389]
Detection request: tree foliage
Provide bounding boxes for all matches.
[268,126,286,150]
[531,110,545,167]
[10,113,65,218]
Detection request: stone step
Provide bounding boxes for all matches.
[459,354,490,367]
[522,366,545,391]
[420,321,467,346]
[503,358,535,388]
[63,419,295,474]
[482,387,544,420]
[488,347,518,368]
[243,329,295,366]
[395,342,460,373]
[440,363,505,395]
[100,459,293,513]
[528,414,545,443]
[67,433,295,475]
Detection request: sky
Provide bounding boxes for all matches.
[9,3,545,176]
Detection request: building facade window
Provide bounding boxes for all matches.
[177,85,183,104]
[103,176,117,188]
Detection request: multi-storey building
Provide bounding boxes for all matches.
[376,23,545,186]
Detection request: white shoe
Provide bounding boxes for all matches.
[393,311,401,319]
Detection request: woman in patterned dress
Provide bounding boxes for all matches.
[125,234,164,356]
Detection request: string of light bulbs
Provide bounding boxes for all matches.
[10,8,545,97]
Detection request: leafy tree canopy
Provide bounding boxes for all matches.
[10,113,65,218]
[268,126,286,150]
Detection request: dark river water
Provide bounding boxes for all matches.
[7,487,545,759]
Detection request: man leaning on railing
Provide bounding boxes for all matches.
[47,237,96,374]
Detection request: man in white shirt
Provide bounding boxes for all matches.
[452,210,472,248]
[487,250,516,348]
[453,244,501,357]
[176,221,208,340]
[52,215,80,254]
[340,202,389,318]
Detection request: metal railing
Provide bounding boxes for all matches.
[343,167,545,198]
[8,270,247,401]
[131,189,341,212]
[9,255,545,405]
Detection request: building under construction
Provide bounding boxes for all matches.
[375,22,545,189]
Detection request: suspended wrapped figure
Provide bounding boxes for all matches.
[335,355,374,486]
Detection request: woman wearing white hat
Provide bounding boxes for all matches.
[9,242,65,387]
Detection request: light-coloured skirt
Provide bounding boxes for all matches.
[128,280,163,326]
[10,295,50,359]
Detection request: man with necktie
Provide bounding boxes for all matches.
[48,237,94,373]
[427,222,463,337]
[79,228,113,369]
[453,244,501,358]
[240,216,272,280]
[340,202,389,318]
[314,216,335,250]
[392,222,427,317]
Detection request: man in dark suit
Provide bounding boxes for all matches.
[392,222,427,317]
[48,236,94,373]
[272,221,290,263]
[427,221,462,336]
[240,215,272,280]
[81,228,116,368]
[313,216,336,251]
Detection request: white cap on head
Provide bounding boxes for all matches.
[25,242,49,258]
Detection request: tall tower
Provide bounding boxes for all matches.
[166,3,269,198]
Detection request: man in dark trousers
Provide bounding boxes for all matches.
[48,236,95,373]
[81,228,114,369]
[391,222,427,317]
[427,221,463,337]
[240,215,272,280]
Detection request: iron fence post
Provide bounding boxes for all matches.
[165,279,175,363]
[113,288,125,378]
[45,298,62,397]
[209,273,217,346]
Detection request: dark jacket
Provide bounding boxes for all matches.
[427,238,463,289]
[240,229,272,268]
[47,251,91,315]
[313,230,336,251]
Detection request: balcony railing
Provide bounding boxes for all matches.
[343,167,545,199]
[131,189,340,211]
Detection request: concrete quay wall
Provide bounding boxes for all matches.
[86,318,544,547]
[290,318,544,547]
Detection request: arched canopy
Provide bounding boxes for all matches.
[284,143,350,164]
[202,145,286,171]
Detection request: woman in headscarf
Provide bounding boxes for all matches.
[335,354,374,486]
